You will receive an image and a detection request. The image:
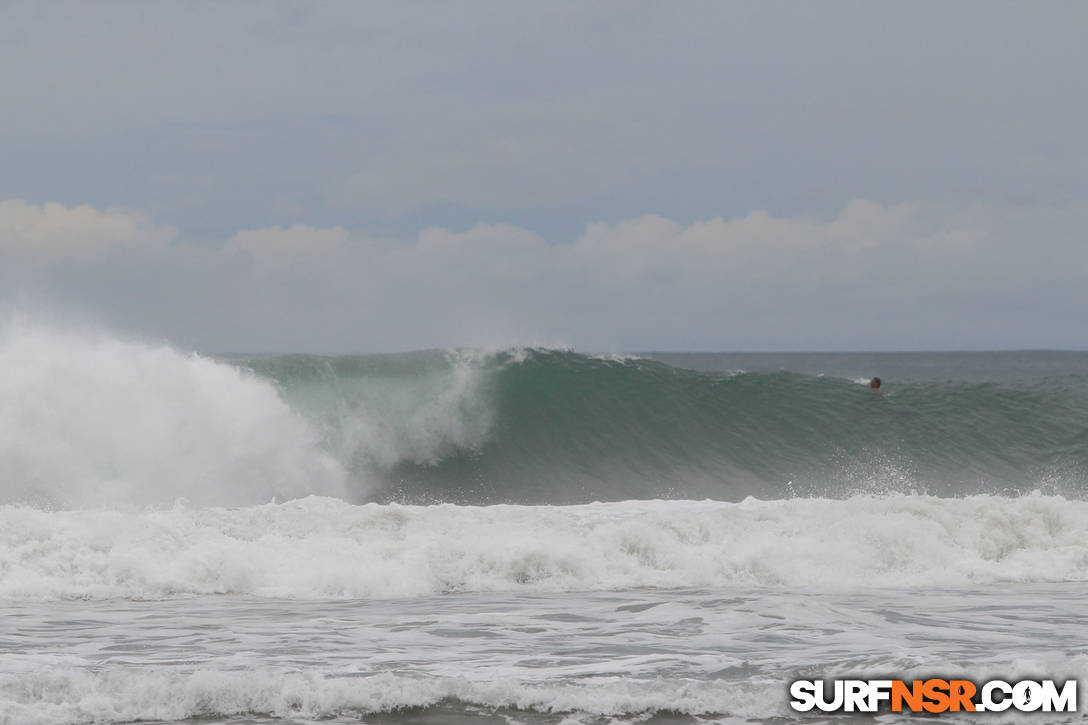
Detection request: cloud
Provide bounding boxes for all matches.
[2,5,1085,351]
[0,199,177,263]
[226,224,354,269]
[209,200,1088,351]
[566,200,968,286]
[3,4,1085,237]
[7,197,1088,351]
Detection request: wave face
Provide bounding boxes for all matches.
[2,323,1088,507]
[4,494,1088,599]
[243,347,1088,504]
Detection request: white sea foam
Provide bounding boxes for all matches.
[2,494,1087,601]
[0,669,773,725]
[5,655,1086,725]
[0,323,346,507]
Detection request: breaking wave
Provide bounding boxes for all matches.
[3,494,1087,600]
[4,321,1088,507]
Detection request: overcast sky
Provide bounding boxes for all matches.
[1,1,1086,352]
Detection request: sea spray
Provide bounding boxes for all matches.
[245,348,497,471]
[0,324,346,507]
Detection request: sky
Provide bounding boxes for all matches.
[1,1,1086,352]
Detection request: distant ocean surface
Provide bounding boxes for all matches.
[2,325,1087,724]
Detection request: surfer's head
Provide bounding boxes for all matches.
[870,377,881,389]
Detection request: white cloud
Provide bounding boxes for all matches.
[0,199,177,263]
[565,200,953,285]
[209,200,1086,351]
[226,224,354,270]
[7,197,1088,351]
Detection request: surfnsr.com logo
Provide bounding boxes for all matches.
[789,679,1077,713]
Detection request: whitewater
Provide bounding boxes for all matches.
[2,323,1088,724]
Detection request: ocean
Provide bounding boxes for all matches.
[2,325,1087,724]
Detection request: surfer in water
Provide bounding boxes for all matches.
[869,377,882,392]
